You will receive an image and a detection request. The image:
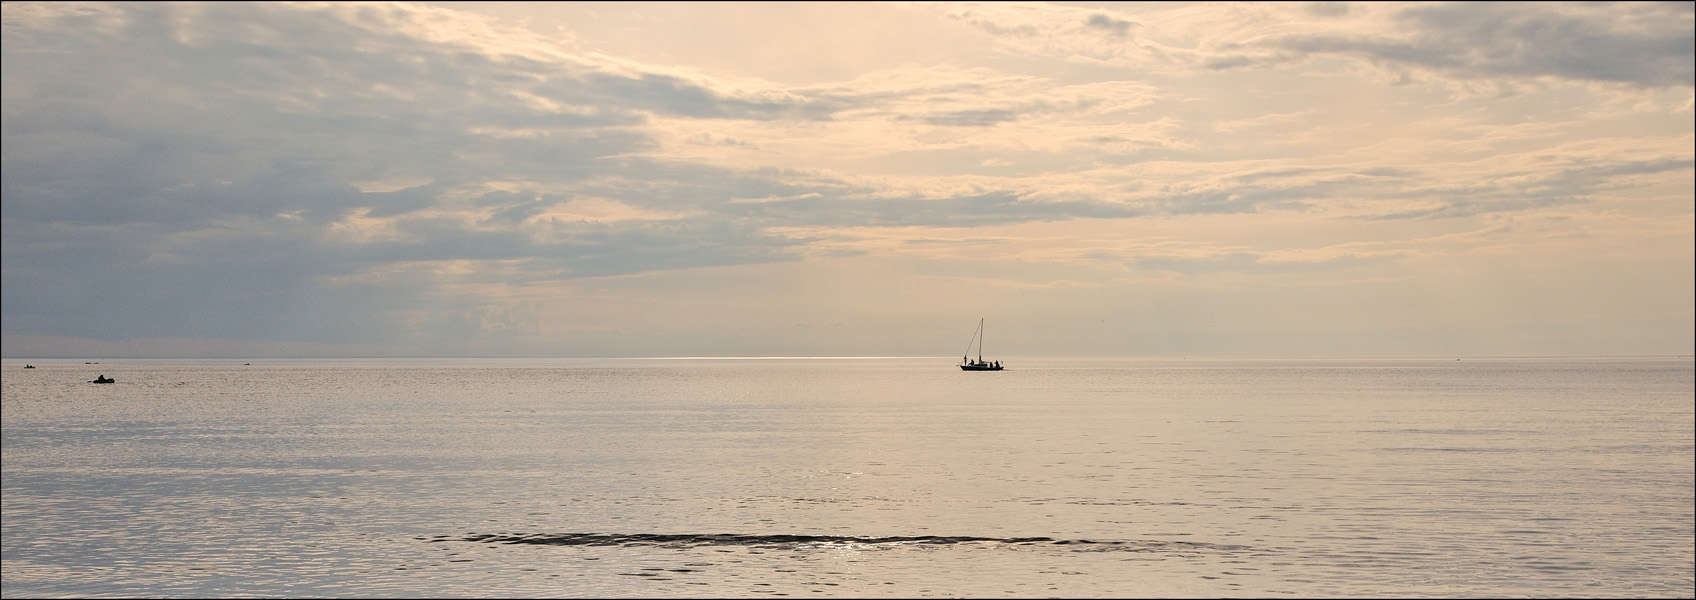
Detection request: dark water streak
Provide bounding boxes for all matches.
[444,532,1248,552]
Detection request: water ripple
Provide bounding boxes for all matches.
[439,532,1249,553]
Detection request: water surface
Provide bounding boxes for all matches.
[3,357,1691,597]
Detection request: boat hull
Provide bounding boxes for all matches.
[959,364,1003,371]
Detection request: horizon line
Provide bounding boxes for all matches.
[4,354,1691,362]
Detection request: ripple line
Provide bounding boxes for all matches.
[439,533,1247,553]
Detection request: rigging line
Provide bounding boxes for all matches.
[963,322,980,358]
[963,318,985,360]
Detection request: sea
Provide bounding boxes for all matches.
[2,356,1691,598]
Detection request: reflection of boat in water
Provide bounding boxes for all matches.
[91,375,114,384]
[959,318,1004,371]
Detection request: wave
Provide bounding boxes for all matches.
[436,532,1247,553]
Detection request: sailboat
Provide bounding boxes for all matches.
[959,318,1004,371]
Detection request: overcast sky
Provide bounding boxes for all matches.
[3,1,1692,359]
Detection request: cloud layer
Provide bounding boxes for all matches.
[3,1,1691,357]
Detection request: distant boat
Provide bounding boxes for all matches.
[90,375,114,384]
[24,365,34,369]
[958,318,1004,371]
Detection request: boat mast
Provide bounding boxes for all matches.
[976,318,984,363]
[962,318,987,364]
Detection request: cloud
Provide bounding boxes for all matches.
[1387,2,1694,87]
[1130,249,1400,275]
[2,1,1689,357]
[947,2,1694,89]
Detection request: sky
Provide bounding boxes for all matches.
[2,1,1692,359]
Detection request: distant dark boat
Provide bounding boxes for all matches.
[91,375,114,384]
[24,365,34,369]
[958,318,1004,371]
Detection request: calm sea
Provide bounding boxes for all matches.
[2,357,1691,598]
